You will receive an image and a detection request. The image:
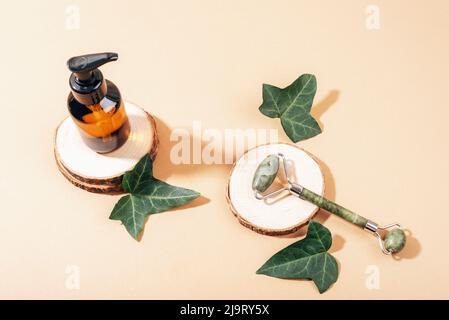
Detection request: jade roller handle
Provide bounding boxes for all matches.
[292,185,368,228]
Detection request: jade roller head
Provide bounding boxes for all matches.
[252,153,406,255]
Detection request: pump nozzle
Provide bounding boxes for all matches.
[68,52,119,105]
[67,52,118,81]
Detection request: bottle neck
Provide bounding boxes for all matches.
[69,69,107,105]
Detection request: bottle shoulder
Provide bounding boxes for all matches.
[68,79,123,121]
[104,79,121,102]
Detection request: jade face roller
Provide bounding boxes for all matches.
[252,153,406,255]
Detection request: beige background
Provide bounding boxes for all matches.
[1,0,448,299]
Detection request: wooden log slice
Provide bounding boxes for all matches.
[226,143,324,236]
[54,101,158,194]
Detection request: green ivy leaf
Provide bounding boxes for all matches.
[259,84,283,118]
[109,154,200,240]
[122,153,153,193]
[109,194,153,240]
[259,74,321,142]
[134,179,200,214]
[256,221,338,293]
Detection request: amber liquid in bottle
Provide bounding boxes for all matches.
[68,80,130,153]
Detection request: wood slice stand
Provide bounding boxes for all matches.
[54,101,158,194]
[226,143,325,236]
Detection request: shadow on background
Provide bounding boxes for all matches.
[394,229,421,260]
[311,90,340,130]
[137,196,211,241]
[152,116,232,181]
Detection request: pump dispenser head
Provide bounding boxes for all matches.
[68,52,118,81]
[67,52,118,105]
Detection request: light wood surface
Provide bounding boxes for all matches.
[227,143,324,235]
[54,102,158,193]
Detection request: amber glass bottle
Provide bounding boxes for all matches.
[67,52,130,153]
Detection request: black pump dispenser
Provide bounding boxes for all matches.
[68,52,117,80]
[68,52,118,105]
[67,52,130,154]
